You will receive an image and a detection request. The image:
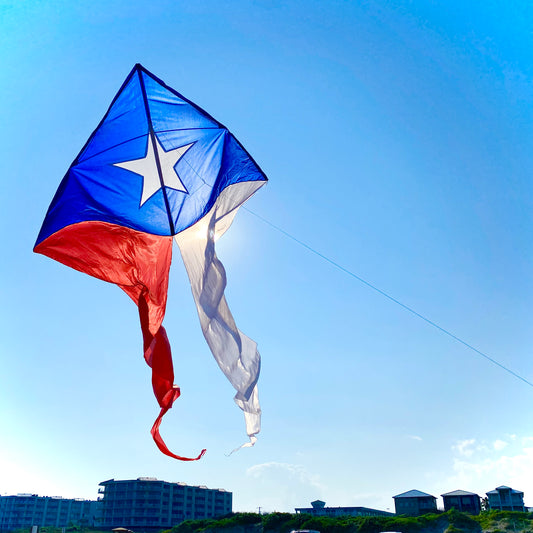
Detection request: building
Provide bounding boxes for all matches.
[295,500,394,517]
[0,494,97,532]
[441,490,481,514]
[486,486,525,512]
[97,478,232,532]
[393,490,437,516]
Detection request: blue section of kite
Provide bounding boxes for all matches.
[36,64,267,245]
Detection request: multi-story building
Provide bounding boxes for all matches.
[393,490,437,516]
[295,500,393,517]
[0,494,97,532]
[486,486,525,512]
[97,478,232,532]
[441,490,481,514]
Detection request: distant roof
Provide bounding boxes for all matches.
[3,495,95,502]
[487,486,523,495]
[294,506,394,516]
[99,478,164,486]
[442,490,479,497]
[311,500,326,508]
[97,478,227,492]
[394,490,436,499]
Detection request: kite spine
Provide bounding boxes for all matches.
[137,66,176,235]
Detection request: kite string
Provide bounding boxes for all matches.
[242,206,533,389]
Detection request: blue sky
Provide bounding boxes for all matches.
[1,0,532,514]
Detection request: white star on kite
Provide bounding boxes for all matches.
[114,136,194,206]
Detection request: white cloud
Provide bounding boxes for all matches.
[452,439,477,457]
[493,440,508,451]
[247,462,323,490]
[447,435,533,504]
[0,454,64,497]
[245,462,324,512]
[408,435,423,441]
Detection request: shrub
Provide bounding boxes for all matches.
[263,513,294,532]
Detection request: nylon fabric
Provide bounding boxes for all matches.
[34,220,205,461]
[34,64,268,460]
[175,181,264,447]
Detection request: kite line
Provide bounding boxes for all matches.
[243,207,533,390]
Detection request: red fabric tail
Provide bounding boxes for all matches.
[138,291,206,461]
[34,221,205,461]
[151,406,206,461]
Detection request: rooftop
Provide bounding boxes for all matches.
[442,490,479,497]
[487,486,523,495]
[394,490,436,499]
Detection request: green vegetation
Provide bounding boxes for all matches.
[163,510,533,533]
[12,529,110,533]
[473,511,533,533]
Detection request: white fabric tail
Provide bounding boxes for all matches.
[175,181,264,449]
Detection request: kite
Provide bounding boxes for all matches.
[34,64,267,461]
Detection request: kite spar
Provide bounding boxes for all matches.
[34,64,267,460]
